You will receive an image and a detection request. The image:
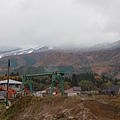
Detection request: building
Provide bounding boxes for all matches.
[64,86,81,96]
[35,90,47,97]
[35,87,61,97]
[45,87,60,95]
[108,85,120,95]
[0,79,22,92]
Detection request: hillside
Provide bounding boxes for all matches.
[0,95,120,120]
[0,43,120,79]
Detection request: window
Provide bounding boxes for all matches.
[16,84,19,88]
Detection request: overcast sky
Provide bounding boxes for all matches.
[0,0,120,49]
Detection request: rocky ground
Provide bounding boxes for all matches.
[0,95,120,120]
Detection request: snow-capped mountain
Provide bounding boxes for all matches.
[0,41,120,79]
[0,46,52,58]
[59,40,120,53]
[89,40,120,51]
[0,40,120,58]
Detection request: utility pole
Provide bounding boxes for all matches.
[6,59,10,108]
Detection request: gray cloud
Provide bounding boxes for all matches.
[0,0,120,48]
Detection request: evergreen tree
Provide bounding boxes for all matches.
[71,74,78,87]
[16,71,19,76]
[10,72,15,76]
[5,74,7,76]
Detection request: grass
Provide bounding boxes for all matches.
[0,96,53,120]
[0,95,120,120]
[111,98,120,107]
[0,103,6,112]
[0,96,34,120]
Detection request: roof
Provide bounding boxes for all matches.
[0,79,22,84]
[45,87,60,93]
[36,90,47,94]
[65,87,81,94]
[73,86,81,91]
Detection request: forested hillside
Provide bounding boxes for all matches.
[0,46,120,79]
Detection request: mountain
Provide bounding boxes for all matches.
[0,40,120,58]
[90,40,120,51]
[0,40,120,79]
[0,46,53,58]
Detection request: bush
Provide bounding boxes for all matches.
[87,92,93,97]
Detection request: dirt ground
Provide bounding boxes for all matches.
[83,95,120,120]
[0,95,120,120]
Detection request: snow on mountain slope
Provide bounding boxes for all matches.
[0,40,120,58]
[58,40,120,52]
[0,46,51,58]
[91,40,120,50]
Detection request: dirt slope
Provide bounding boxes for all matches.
[0,95,120,120]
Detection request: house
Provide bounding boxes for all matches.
[35,90,47,97]
[45,87,61,96]
[64,86,81,96]
[0,79,22,92]
[108,85,120,94]
[35,87,61,97]
[45,87,60,94]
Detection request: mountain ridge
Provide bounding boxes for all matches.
[0,40,120,58]
[0,40,120,79]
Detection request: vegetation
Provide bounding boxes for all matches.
[0,96,34,120]
[23,56,37,66]
[9,58,18,68]
[0,95,120,120]
[77,72,120,90]
[0,71,120,91]
[71,74,78,87]
[24,72,120,91]
[78,80,97,91]
[0,103,6,114]
[58,66,75,72]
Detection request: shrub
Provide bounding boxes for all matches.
[87,92,93,97]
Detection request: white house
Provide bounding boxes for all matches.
[0,79,22,92]
[35,90,47,97]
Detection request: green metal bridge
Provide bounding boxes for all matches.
[22,72,65,96]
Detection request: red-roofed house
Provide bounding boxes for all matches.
[65,87,81,96]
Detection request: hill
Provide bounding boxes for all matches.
[0,95,120,120]
[0,41,120,79]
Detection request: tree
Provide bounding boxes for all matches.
[15,72,19,76]
[10,72,15,76]
[78,80,97,91]
[64,82,71,90]
[71,74,78,87]
[5,74,7,76]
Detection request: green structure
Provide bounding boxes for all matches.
[22,72,65,96]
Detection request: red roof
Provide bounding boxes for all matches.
[65,88,80,94]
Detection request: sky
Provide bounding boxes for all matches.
[0,0,120,49]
